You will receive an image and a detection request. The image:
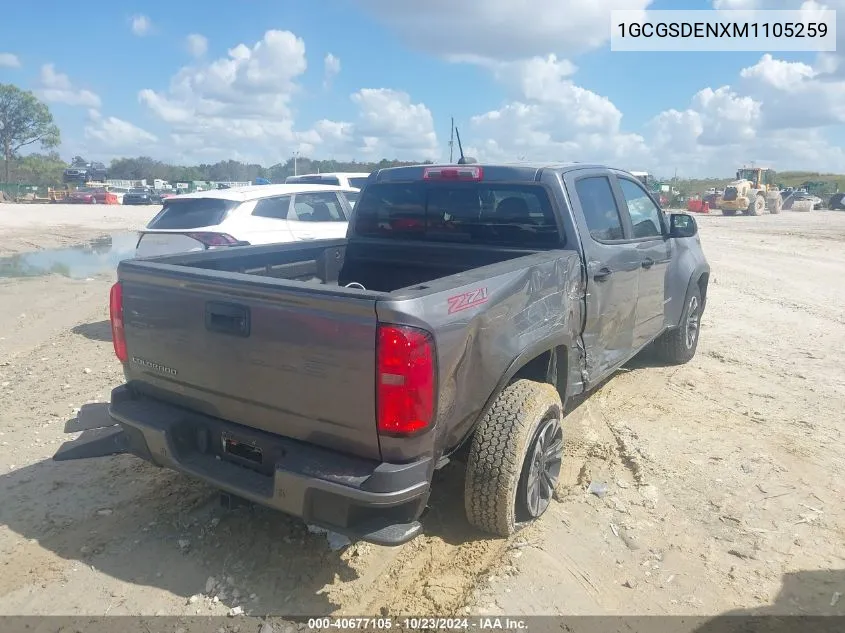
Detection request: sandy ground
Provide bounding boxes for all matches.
[0,203,843,619]
[0,203,159,256]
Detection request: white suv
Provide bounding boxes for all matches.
[135,184,356,258]
[285,172,370,206]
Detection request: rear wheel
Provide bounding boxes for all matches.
[464,379,564,537]
[654,285,702,365]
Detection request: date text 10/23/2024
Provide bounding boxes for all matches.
[306,617,528,630]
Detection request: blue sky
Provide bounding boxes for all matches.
[1,0,843,177]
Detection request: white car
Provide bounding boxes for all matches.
[134,183,357,258]
[285,172,370,206]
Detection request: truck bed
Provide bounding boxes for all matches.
[118,238,552,461]
[140,238,542,294]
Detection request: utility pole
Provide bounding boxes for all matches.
[449,117,454,163]
[293,151,299,176]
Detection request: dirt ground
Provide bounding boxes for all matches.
[0,204,843,618]
[0,203,157,256]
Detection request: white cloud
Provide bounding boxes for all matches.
[323,53,341,89]
[355,0,652,63]
[131,14,152,37]
[459,55,649,166]
[84,110,158,148]
[307,89,439,160]
[739,53,816,89]
[460,45,844,176]
[186,34,208,58]
[647,75,845,175]
[737,54,845,129]
[37,64,101,108]
[139,30,310,163]
[0,53,20,68]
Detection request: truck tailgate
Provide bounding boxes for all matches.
[118,268,381,460]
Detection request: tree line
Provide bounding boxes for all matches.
[0,152,429,187]
[0,83,430,187]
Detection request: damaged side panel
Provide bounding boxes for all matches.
[375,250,585,463]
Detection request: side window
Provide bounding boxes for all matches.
[618,179,663,238]
[574,176,625,241]
[292,192,346,222]
[252,196,291,220]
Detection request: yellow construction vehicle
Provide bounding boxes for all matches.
[719,166,783,216]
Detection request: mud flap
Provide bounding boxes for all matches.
[53,426,129,461]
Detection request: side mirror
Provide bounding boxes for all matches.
[669,213,698,238]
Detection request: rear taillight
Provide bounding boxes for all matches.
[376,324,435,436]
[185,232,243,248]
[109,282,128,362]
[423,166,483,181]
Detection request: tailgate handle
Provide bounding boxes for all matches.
[205,302,250,337]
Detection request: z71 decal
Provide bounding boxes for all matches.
[447,287,490,314]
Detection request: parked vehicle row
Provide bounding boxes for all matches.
[56,161,710,548]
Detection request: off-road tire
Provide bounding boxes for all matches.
[654,285,703,365]
[745,195,765,216]
[771,196,782,214]
[464,379,563,537]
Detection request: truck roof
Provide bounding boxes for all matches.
[371,162,608,182]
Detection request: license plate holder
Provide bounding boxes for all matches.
[221,433,263,465]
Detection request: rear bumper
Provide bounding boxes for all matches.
[106,386,432,546]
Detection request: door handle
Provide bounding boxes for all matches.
[593,267,612,282]
[641,258,655,269]
[205,302,250,337]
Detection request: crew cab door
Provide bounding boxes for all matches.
[563,171,640,383]
[614,175,672,349]
[287,191,349,241]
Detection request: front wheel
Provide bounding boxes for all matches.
[745,196,765,216]
[770,197,782,214]
[464,379,564,537]
[653,285,703,365]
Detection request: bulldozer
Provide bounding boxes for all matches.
[719,167,783,216]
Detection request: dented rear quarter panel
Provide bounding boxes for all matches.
[374,248,584,463]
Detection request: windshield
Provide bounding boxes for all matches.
[147,198,238,230]
[352,182,562,248]
[129,188,148,194]
[343,191,360,205]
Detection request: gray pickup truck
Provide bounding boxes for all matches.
[56,162,710,546]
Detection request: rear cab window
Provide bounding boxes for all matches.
[352,181,562,248]
[348,177,369,189]
[147,198,238,230]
